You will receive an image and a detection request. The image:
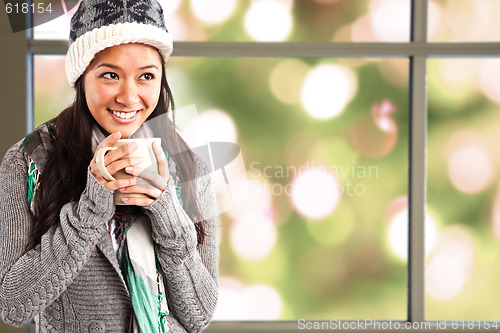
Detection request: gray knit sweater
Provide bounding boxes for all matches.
[0,124,218,332]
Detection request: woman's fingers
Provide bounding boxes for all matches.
[105,156,143,177]
[102,141,138,167]
[119,184,163,199]
[125,166,168,192]
[103,176,138,191]
[121,196,154,207]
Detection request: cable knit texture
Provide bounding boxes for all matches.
[0,124,219,332]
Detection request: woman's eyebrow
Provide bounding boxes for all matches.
[139,65,159,70]
[96,63,120,69]
[95,63,159,70]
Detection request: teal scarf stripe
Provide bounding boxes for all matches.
[123,253,165,333]
[26,161,36,204]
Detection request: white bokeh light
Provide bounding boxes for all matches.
[301,64,357,120]
[425,226,475,300]
[227,177,273,222]
[213,277,247,320]
[191,0,237,24]
[479,59,500,103]
[244,0,292,41]
[214,279,282,320]
[448,145,493,194]
[427,0,443,40]
[182,108,238,148]
[369,0,410,42]
[387,209,438,261]
[230,214,277,261]
[291,166,341,219]
[444,0,492,41]
[241,284,283,320]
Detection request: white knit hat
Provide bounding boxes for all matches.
[65,0,173,87]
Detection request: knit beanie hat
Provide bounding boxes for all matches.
[65,0,173,87]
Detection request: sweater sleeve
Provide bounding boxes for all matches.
[0,142,115,326]
[144,160,219,333]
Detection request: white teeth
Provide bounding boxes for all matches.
[112,110,138,119]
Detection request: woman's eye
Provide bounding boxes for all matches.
[140,73,155,80]
[101,72,118,80]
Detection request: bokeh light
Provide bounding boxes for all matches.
[350,14,378,42]
[425,226,475,300]
[387,208,438,261]
[350,102,398,158]
[372,99,397,132]
[369,0,410,42]
[214,278,283,320]
[182,108,238,147]
[228,176,273,222]
[230,214,277,261]
[426,0,444,41]
[214,277,246,320]
[269,59,310,105]
[190,0,237,25]
[446,132,493,194]
[479,59,500,103]
[444,0,491,41]
[301,64,357,120]
[378,59,409,88]
[290,166,341,220]
[430,0,500,42]
[241,284,283,319]
[244,0,293,41]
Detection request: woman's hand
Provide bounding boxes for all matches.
[119,141,169,206]
[89,132,141,191]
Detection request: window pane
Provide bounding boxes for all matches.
[427,58,500,319]
[34,0,411,42]
[168,56,409,320]
[34,55,409,320]
[34,55,75,127]
[428,0,500,42]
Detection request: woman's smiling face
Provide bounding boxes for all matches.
[83,43,163,138]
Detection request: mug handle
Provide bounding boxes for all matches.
[96,146,118,181]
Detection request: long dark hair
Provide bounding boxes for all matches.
[28,58,206,249]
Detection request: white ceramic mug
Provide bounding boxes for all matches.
[96,138,161,205]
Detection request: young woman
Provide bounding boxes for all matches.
[0,0,218,332]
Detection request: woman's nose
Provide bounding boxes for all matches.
[115,80,140,106]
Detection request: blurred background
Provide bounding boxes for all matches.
[24,0,500,324]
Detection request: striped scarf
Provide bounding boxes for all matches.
[112,209,169,333]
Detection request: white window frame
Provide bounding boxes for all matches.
[1,1,499,332]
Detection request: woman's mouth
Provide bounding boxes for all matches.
[111,110,138,119]
[108,109,140,123]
